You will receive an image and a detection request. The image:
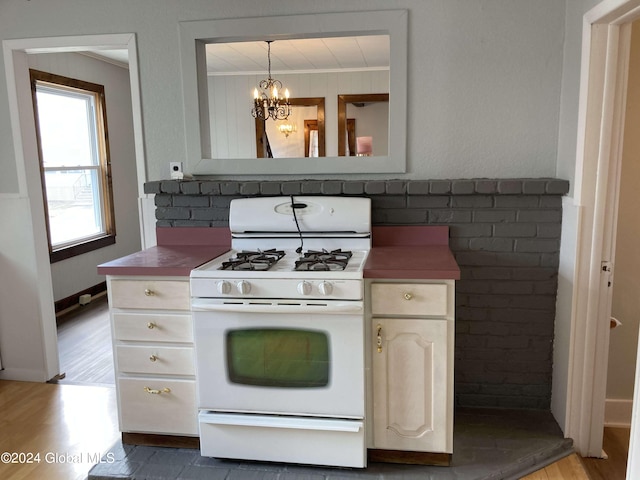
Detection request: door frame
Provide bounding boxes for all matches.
[567,0,640,466]
[2,33,147,380]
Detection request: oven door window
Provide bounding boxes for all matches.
[226,328,330,388]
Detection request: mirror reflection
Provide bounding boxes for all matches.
[254,97,325,158]
[337,94,389,157]
[205,36,389,159]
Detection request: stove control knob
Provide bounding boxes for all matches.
[297,281,312,295]
[318,281,333,296]
[237,280,251,295]
[216,281,231,295]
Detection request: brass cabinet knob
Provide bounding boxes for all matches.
[144,288,155,296]
[147,322,156,329]
[149,355,158,362]
[404,292,413,300]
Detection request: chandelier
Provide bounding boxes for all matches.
[251,41,291,121]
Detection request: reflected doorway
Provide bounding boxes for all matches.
[338,93,389,156]
[255,97,325,158]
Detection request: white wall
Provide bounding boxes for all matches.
[0,0,567,184]
[27,52,142,302]
[0,199,50,380]
[556,0,602,194]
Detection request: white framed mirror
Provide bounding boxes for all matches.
[179,10,407,176]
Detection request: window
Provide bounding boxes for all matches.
[30,70,115,262]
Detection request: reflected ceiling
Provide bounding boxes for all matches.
[205,35,389,75]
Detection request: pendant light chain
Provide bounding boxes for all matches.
[251,41,291,121]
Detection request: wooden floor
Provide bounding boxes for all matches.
[56,294,114,386]
[0,380,118,480]
[522,454,590,479]
[522,426,630,480]
[580,426,631,480]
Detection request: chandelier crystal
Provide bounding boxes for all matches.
[251,41,291,121]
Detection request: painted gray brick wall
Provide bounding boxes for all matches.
[145,178,569,410]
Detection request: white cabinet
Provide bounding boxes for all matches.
[107,276,198,437]
[366,280,455,455]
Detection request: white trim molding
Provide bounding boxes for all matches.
[566,0,640,471]
[1,33,147,382]
[605,398,633,427]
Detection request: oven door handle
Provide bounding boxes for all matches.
[191,300,363,314]
[199,412,363,432]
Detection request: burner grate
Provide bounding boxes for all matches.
[294,249,353,271]
[220,249,285,271]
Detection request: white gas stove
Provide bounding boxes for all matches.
[190,195,371,299]
[190,196,371,468]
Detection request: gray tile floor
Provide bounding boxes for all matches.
[89,408,573,480]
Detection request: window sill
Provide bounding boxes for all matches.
[50,234,116,263]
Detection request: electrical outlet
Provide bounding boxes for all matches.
[170,162,184,179]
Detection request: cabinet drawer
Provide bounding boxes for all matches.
[116,345,195,375]
[371,283,449,317]
[110,279,190,310]
[113,313,193,343]
[118,377,198,435]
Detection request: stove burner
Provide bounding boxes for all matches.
[294,249,353,271]
[220,249,285,271]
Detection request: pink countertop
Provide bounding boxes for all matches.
[97,245,230,277]
[97,226,460,279]
[364,226,460,280]
[97,227,231,276]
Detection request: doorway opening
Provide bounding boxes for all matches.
[2,34,146,384]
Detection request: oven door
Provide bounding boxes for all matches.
[192,299,364,418]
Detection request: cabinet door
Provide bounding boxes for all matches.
[372,318,450,452]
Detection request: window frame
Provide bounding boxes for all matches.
[29,69,116,263]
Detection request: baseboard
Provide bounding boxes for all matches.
[0,367,48,382]
[54,282,107,317]
[605,398,633,427]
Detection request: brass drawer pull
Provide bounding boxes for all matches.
[144,386,171,395]
[376,324,383,353]
[147,322,156,329]
[144,288,155,296]
[404,292,413,300]
[149,355,158,362]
